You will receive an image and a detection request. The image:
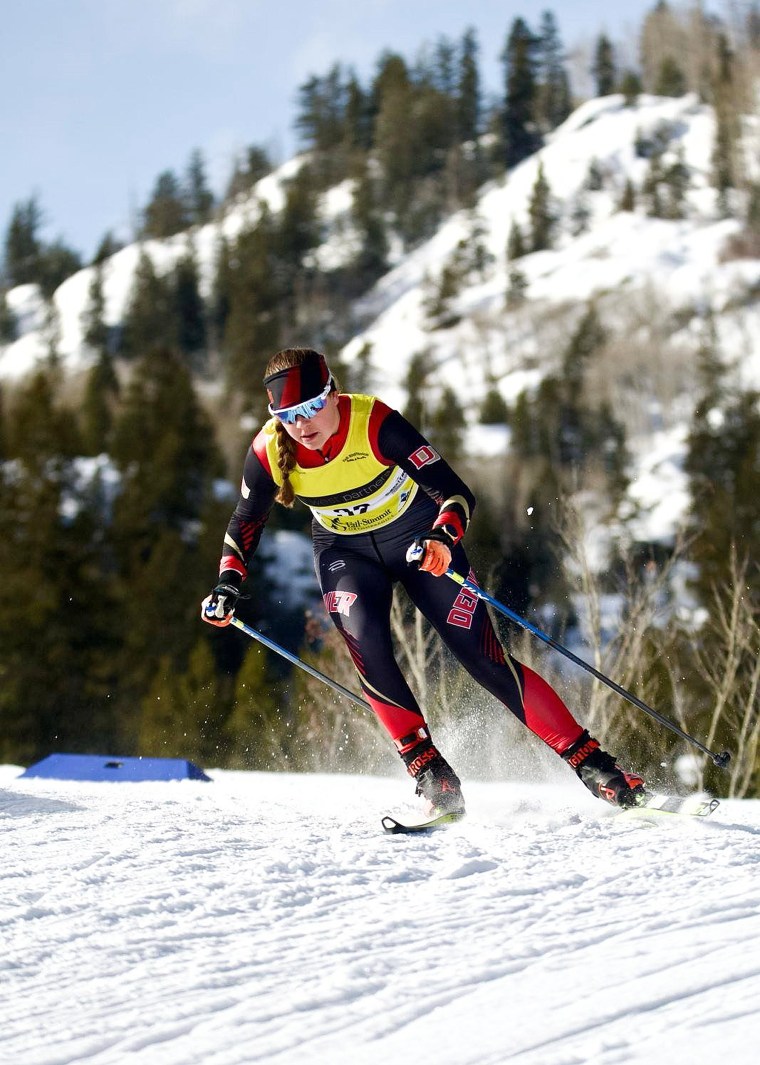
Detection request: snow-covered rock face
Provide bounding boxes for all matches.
[1,765,757,1065]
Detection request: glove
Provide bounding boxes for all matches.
[406,527,455,578]
[201,575,243,627]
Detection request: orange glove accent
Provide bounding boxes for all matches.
[419,539,452,577]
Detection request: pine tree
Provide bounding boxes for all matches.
[3,197,44,287]
[209,236,232,352]
[38,239,82,299]
[620,71,642,106]
[429,386,466,461]
[222,210,283,411]
[642,151,667,217]
[295,64,353,186]
[593,34,617,96]
[295,65,347,154]
[618,179,636,212]
[0,288,17,343]
[480,387,508,424]
[80,265,119,454]
[506,220,526,260]
[110,346,219,561]
[184,149,215,226]
[225,145,272,203]
[0,370,120,762]
[92,231,124,265]
[81,264,109,359]
[119,249,175,359]
[662,148,690,219]
[457,27,481,143]
[655,56,687,96]
[344,72,373,153]
[641,140,689,220]
[528,161,556,252]
[81,352,119,455]
[500,17,541,168]
[173,247,207,363]
[534,10,571,132]
[109,348,223,696]
[142,170,190,239]
[274,166,321,282]
[686,388,760,601]
[403,351,434,434]
[510,304,626,490]
[372,53,417,229]
[351,160,389,287]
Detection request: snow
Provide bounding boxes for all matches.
[2,763,758,1065]
[621,424,692,544]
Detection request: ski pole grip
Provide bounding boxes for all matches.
[405,541,425,568]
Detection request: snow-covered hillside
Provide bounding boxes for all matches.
[2,765,758,1065]
[3,92,760,546]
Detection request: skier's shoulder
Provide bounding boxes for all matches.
[343,392,391,415]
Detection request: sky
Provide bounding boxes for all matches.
[1,0,663,262]
[2,765,758,1065]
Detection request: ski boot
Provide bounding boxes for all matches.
[402,738,465,816]
[562,730,646,809]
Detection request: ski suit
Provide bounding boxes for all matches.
[218,393,584,759]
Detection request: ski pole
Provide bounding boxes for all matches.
[228,615,372,713]
[437,563,731,769]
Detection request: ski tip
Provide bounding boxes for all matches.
[381,810,465,834]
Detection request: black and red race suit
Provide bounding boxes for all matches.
[218,394,584,758]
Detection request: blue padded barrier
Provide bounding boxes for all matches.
[21,753,211,782]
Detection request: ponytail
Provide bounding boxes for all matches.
[273,420,297,507]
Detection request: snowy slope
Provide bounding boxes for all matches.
[4,92,760,548]
[2,764,759,1065]
[341,94,760,406]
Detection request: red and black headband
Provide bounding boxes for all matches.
[263,350,330,412]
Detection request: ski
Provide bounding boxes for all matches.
[624,793,719,819]
[381,810,465,834]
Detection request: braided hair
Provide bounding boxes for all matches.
[273,419,298,507]
[264,348,338,509]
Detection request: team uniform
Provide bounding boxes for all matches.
[214,392,609,804]
[205,347,646,814]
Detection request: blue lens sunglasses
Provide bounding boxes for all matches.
[269,375,334,424]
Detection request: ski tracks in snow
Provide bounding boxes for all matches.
[1,768,759,1065]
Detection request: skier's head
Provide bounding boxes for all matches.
[264,348,341,508]
[263,348,336,423]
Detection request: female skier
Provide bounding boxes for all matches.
[202,348,645,816]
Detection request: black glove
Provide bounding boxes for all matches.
[201,574,243,627]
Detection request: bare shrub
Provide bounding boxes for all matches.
[691,551,760,798]
[556,499,691,762]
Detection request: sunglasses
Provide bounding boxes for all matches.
[269,375,334,424]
